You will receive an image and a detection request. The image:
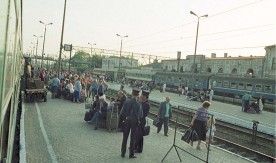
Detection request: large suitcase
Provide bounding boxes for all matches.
[106,110,118,130]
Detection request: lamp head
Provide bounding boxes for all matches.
[202,14,208,18]
[116,34,120,36]
[124,35,128,38]
[190,11,196,16]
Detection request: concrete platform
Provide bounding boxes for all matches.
[21,93,255,163]
[106,82,276,136]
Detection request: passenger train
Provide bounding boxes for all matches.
[125,71,276,102]
[0,0,24,162]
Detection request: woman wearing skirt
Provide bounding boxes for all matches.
[190,101,211,150]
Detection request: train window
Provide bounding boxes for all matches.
[230,82,236,88]
[246,83,253,91]
[238,83,244,89]
[223,81,229,87]
[216,81,222,87]
[264,85,272,93]
[255,85,262,92]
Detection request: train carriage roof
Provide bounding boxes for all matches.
[155,72,212,78]
[210,75,276,84]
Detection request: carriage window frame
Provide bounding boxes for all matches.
[264,85,272,93]
[246,83,253,91]
[223,81,229,87]
[216,81,222,87]
[230,82,237,88]
[238,83,244,89]
[255,84,262,92]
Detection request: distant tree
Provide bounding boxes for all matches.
[70,51,106,69]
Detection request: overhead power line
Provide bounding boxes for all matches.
[123,0,265,43]
[124,24,274,48]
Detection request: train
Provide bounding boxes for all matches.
[125,70,276,102]
[0,0,24,162]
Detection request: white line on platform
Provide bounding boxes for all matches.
[35,102,58,163]
[20,92,27,163]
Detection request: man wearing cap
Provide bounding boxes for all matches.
[134,90,150,153]
[120,88,143,159]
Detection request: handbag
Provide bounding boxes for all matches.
[153,118,160,127]
[181,128,192,143]
[84,111,93,121]
[143,119,150,136]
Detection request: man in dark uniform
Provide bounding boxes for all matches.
[116,91,127,131]
[134,90,150,153]
[120,88,143,159]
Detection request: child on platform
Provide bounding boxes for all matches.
[206,117,216,150]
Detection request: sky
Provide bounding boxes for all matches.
[23,0,276,61]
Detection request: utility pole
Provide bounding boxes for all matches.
[190,11,208,93]
[58,0,67,78]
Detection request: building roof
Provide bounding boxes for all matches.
[205,56,265,60]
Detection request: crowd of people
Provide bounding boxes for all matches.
[27,66,262,158]
[28,66,109,104]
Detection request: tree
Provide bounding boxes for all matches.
[70,51,106,69]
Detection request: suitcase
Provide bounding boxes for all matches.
[106,110,118,130]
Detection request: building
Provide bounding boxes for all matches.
[94,56,138,79]
[160,45,276,79]
[101,56,138,69]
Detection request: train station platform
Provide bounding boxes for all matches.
[21,94,254,163]
[106,82,276,136]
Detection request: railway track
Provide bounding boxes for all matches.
[106,89,275,163]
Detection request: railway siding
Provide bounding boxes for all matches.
[106,82,276,136]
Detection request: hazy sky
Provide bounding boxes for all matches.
[23,0,276,60]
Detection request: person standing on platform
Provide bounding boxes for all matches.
[209,89,214,102]
[157,97,172,136]
[258,96,265,113]
[86,74,93,98]
[205,117,216,150]
[51,74,60,98]
[163,83,166,93]
[117,91,127,131]
[73,77,82,103]
[120,88,143,159]
[190,101,211,150]
[242,92,252,112]
[134,90,150,153]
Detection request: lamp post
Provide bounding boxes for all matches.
[116,34,128,71]
[33,35,42,65]
[190,11,208,93]
[88,42,96,69]
[39,21,53,69]
[58,0,67,78]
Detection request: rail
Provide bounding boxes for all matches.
[105,88,275,162]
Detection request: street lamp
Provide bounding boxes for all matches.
[39,21,53,69]
[33,35,43,65]
[190,11,208,93]
[88,42,96,69]
[116,34,128,70]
